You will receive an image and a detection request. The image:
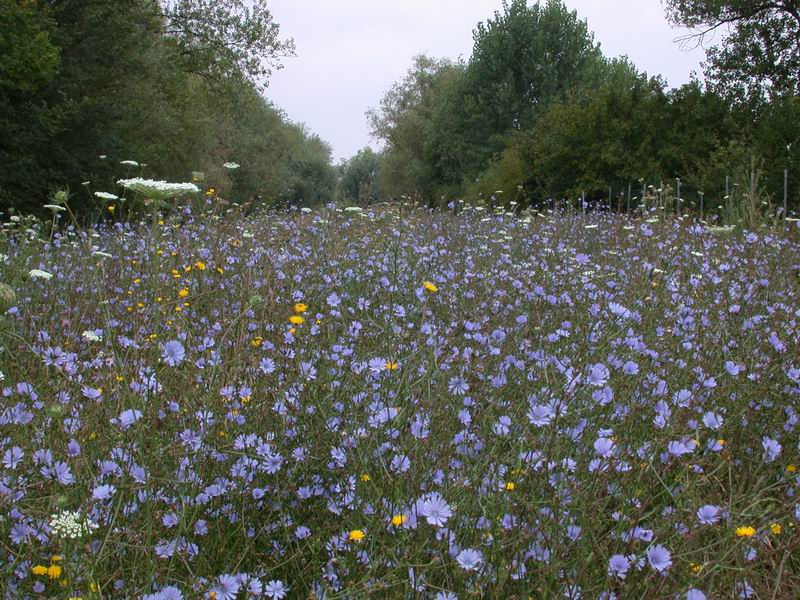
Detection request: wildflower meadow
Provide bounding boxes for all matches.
[2,198,800,599]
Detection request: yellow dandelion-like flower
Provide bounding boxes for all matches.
[385,361,398,371]
[289,315,305,325]
[736,526,756,537]
[505,482,515,491]
[423,281,438,293]
[787,464,797,473]
[194,261,206,270]
[293,302,308,314]
[51,555,63,562]
[47,564,62,579]
[251,337,263,348]
[348,529,365,542]
[391,515,407,527]
[690,562,702,574]
[32,565,48,576]
[771,523,782,535]
[360,474,371,482]
[178,288,189,298]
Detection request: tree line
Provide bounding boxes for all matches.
[339,0,799,212]
[0,0,336,217]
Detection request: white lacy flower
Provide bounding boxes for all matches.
[95,192,119,201]
[344,206,363,213]
[92,251,113,259]
[223,162,240,169]
[120,160,139,166]
[82,330,102,342]
[49,510,98,539]
[43,204,67,213]
[29,269,53,280]
[117,178,200,199]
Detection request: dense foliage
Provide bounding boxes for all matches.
[368,0,800,210]
[0,0,334,217]
[2,202,800,598]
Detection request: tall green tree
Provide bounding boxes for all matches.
[157,0,295,90]
[0,0,332,216]
[337,147,381,204]
[368,55,463,201]
[430,0,603,185]
[664,0,800,101]
[524,59,669,201]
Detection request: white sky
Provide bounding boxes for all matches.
[264,0,706,162]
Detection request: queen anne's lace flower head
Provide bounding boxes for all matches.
[117,178,200,200]
[49,510,99,539]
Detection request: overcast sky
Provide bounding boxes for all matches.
[264,0,706,162]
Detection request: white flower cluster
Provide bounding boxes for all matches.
[43,204,67,213]
[29,269,53,281]
[223,162,240,169]
[117,178,200,199]
[49,511,98,539]
[95,192,119,201]
[82,330,102,342]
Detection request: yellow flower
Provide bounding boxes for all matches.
[289,315,305,325]
[50,555,63,562]
[360,474,371,482]
[423,281,438,293]
[787,464,797,473]
[107,205,115,213]
[195,261,206,270]
[505,482,515,491]
[736,526,756,537]
[690,562,702,574]
[178,288,189,298]
[288,327,296,334]
[391,514,407,527]
[348,529,365,542]
[771,523,782,535]
[385,361,398,371]
[293,302,308,313]
[32,565,48,576]
[47,564,62,579]
[251,336,263,348]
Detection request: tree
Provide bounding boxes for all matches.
[432,0,603,183]
[664,0,800,101]
[368,55,463,201]
[337,147,381,204]
[525,59,669,201]
[0,1,59,93]
[0,0,329,217]
[157,0,295,90]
